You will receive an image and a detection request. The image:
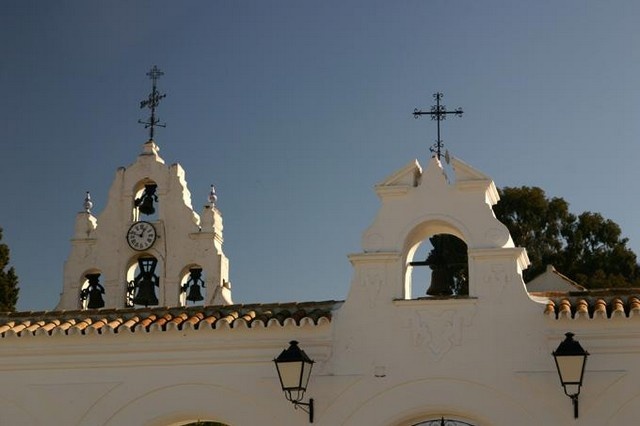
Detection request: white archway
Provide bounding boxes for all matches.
[325,378,538,426]
[79,384,277,426]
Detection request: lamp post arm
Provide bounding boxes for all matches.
[294,398,314,423]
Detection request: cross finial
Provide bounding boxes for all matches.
[413,92,463,160]
[138,65,167,141]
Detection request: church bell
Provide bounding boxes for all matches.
[133,283,159,307]
[186,284,204,302]
[135,184,158,216]
[184,267,205,303]
[426,265,455,296]
[132,258,160,307]
[83,273,105,309]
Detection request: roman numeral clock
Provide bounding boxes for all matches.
[126,221,157,251]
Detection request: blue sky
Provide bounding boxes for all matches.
[1,1,640,311]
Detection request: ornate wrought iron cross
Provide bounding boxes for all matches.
[138,65,167,141]
[413,92,463,160]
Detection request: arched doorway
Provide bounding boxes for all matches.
[412,418,475,426]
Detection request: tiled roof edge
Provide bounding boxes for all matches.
[544,296,640,320]
[0,300,341,338]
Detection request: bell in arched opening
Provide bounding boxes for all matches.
[425,253,455,296]
[80,273,105,309]
[410,234,468,296]
[182,267,205,304]
[132,257,160,307]
[134,184,158,216]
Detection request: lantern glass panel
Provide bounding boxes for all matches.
[300,360,313,389]
[277,361,304,390]
[556,355,585,384]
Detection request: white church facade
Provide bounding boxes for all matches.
[1,81,640,424]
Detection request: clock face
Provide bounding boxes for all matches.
[126,221,157,251]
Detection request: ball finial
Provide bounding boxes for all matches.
[83,191,93,213]
[208,184,218,206]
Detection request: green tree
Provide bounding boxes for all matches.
[0,228,19,311]
[494,187,640,288]
[493,186,574,282]
[563,212,640,288]
[426,186,640,290]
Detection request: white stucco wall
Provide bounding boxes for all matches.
[2,154,639,426]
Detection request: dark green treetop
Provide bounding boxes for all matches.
[425,186,640,290]
[0,227,19,311]
[493,186,640,288]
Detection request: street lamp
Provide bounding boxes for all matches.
[552,332,589,418]
[274,340,315,423]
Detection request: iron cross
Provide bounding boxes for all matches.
[138,65,167,141]
[413,92,463,160]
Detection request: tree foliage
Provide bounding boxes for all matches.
[0,228,19,311]
[493,187,640,288]
[425,186,640,290]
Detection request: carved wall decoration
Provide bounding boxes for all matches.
[363,270,383,307]
[483,264,512,296]
[413,307,475,360]
[484,227,508,246]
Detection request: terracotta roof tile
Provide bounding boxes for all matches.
[544,292,640,319]
[0,301,339,339]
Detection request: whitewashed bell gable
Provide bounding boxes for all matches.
[58,140,231,310]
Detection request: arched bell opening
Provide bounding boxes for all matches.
[125,255,162,307]
[132,179,159,222]
[403,220,469,299]
[179,264,207,307]
[78,269,105,310]
[178,421,231,426]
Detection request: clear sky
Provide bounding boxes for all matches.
[1,1,639,311]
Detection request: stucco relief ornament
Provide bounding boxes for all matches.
[363,270,383,307]
[484,264,512,296]
[413,308,475,360]
[484,227,509,246]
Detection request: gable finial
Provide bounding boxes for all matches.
[413,92,464,160]
[138,65,167,142]
[208,184,218,207]
[83,191,93,213]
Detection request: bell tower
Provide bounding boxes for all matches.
[57,67,232,310]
